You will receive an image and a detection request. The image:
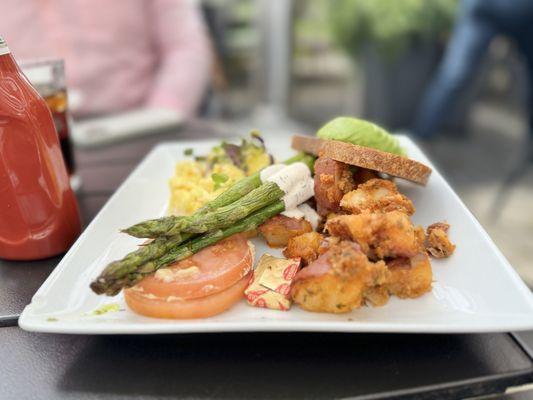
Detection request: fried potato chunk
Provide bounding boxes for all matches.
[258,215,312,248]
[283,232,341,266]
[314,157,355,217]
[325,211,422,259]
[386,253,432,298]
[364,285,390,307]
[340,178,415,215]
[426,222,456,258]
[291,241,389,313]
[283,232,323,266]
[414,225,426,249]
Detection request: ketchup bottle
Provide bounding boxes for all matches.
[0,36,81,260]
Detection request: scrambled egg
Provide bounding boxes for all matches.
[169,161,245,215]
[243,146,271,175]
[168,135,272,216]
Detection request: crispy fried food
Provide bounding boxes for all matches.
[258,215,312,248]
[414,225,426,249]
[386,253,432,298]
[426,222,455,258]
[314,157,355,216]
[319,236,341,254]
[364,285,390,307]
[283,232,341,266]
[325,211,422,259]
[291,241,389,313]
[340,178,415,215]
[283,232,323,265]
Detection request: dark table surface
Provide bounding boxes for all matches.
[1,120,533,400]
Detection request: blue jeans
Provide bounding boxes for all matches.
[413,0,533,138]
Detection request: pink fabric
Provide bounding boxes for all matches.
[0,0,212,118]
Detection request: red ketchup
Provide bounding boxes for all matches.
[0,37,81,260]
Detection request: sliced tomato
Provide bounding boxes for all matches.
[124,271,251,319]
[133,234,253,300]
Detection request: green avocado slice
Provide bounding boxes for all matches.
[317,117,406,156]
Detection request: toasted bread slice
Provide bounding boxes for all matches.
[292,135,432,185]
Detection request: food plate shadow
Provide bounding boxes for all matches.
[57,333,507,400]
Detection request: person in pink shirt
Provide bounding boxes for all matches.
[0,0,212,118]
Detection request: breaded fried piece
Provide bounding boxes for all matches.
[414,225,426,249]
[283,232,323,266]
[319,236,341,255]
[426,222,456,258]
[314,157,355,216]
[325,211,422,259]
[340,178,415,215]
[364,285,390,307]
[386,253,432,298]
[291,241,389,313]
[258,215,312,248]
[283,232,341,266]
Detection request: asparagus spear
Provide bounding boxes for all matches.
[123,154,315,238]
[90,201,285,296]
[196,152,314,214]
[172,181,285,234]
[124,181,284,238]
[96,232,194,281]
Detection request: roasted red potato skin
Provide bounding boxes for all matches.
[314,157,355,216]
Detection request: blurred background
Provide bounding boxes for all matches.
[200,0,533,286]
[2,0,532,286]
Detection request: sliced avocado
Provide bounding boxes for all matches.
[317,117,406,156]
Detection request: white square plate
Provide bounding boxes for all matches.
[19,136,533,334]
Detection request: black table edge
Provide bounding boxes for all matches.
[5,314,533,400]
[511,332,533,360]
[357,333,533,399]
[0,315,19,327]
[357,369,533,400]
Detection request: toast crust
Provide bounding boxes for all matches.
[292,135,432,185]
